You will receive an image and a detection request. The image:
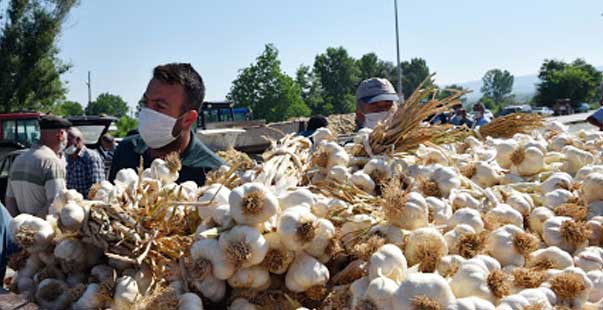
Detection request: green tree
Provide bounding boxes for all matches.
[228,44,310,122]
[295,64,325,115]
[480,69,514,104]
[356,53,393,82]
[437,84,468,104]
[114,115,138,138]
[85,93,129,117]
[313,47,360,114]
[387,58,432,98]
[53,100,83,116]
[0,0,78,113]
[535,59,603,107]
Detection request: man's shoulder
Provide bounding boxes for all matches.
[182,135,225,169]
[116,134,145,151]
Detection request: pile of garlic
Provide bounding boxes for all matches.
[7,122,603,310]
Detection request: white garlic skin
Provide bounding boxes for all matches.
[368,244,408,283]
[178,293,204,310]
[393,273,455,309]
[285,252,329,293]
[229,182,279,225]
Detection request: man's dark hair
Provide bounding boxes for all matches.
[307,115,328,131]
[153,63,205,112]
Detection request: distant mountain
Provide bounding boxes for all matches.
[456,66,603,103]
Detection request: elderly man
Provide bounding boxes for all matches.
[97,134,115,178]
[5,115,71,217]
[65,127,105,198]
[109,63,224,186]
[355,78,400,129]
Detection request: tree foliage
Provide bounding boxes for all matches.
[480,69,514,104]
[398,58,431,98]
[0,0,78,113]
[295,64,324,115]
[53,100,83,116]
[535,58,602,107]
[85,93,129,117]
[313,47,360,114]
[228,44,310,123]
[114,115,138,138]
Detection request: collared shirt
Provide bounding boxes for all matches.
[473,116,491,128]
[108,132,225,186]
[66,146,105,198]
[96,146,114,179]
[6,144,66,217]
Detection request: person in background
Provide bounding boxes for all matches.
[0,203,20,283]
[97,134,116,178]
[355,78,400,129]
[586,98,603,131]
[109,63,224,186]
[472,102,491,128]
[65,127,105,198]
[300,115,328,137]
[5,115,70,217]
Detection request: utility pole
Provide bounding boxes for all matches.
[85,71,92,107]
[394,0,404,102]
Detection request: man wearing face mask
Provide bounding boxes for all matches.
[5,115,71,217]
[109,63,224,185]
[65,127,105,198]
[355,78,400,129]
[472,102,491,128]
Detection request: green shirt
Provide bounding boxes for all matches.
[108,132,224,186]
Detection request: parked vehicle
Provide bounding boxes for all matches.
[576,103,591,113]
[0,115,116,203]
[532,106,554,116]
[0,112,42,158]
[499,105,532,116]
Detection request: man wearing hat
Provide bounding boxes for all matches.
[4,115,71,217]
[355,78,401,129]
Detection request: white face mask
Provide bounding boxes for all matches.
[138,107,179,149]
[64,145,78,155]
[363,111,390,129]
[59,139,67,152]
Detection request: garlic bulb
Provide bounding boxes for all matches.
[59,201,87,231]
[510,146,545,176]
[484,204,524,230]
[485,225,539,267]
[363,158,392,186]
[393,273,455,309]
[425,196,452,226]
[449,208,485,233]
[218,225,268,270]
[230,298,258,310]
[197,183,230,220]
[544,189,576,210]
[450,191,483,213]
[278,206,319,251]
[191,238,231,280]
[450,256,505,303]
[357,276,398,310]
[178,293,204,310]
[404,227,448,272]
[471,161,502,188]
[562,145,594,176]
[582,173,603,204]
[49,189,84,215]
[230,183,279,225]
[368,244,407,283]
[529,207,555,237]
[574,247,603,272]
[35,278,74,309]
[527,246,574,270]
[387,191,429,230]
[227,265,270,290]
[314,141,350,171]
[278,188,316,211]
[192,275,226,303]
[496,139,520,169]
[544,267,593,307]
[327,165,351,184]
[285,252,329,293]
[575,165,603,182]
[9,214,55,252]
[540,172,573,193]
[444,224,477,256]
[312,127,335,145]
[112,276,140,310]
[504,190,534,217]
[542,216,591,253]
[586,270,603,303]
[262,232,294,274]
[447,297,495,310]
[150,156,180,184]
[351,170,376,193]
[114,168,139,191]
[437,255,466,278]
[74,283,111,310]
[304,218,336,262]
[430,165,461,198]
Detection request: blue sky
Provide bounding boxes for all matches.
[57,0,603,111]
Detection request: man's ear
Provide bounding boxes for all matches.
[182,110,198,129]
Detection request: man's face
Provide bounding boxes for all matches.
[141,78,197,136]
[67,131,82,149]
[361,100,395,114]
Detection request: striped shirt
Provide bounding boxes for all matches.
[6,144,66,217]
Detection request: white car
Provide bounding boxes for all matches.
[532,107,554,116]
